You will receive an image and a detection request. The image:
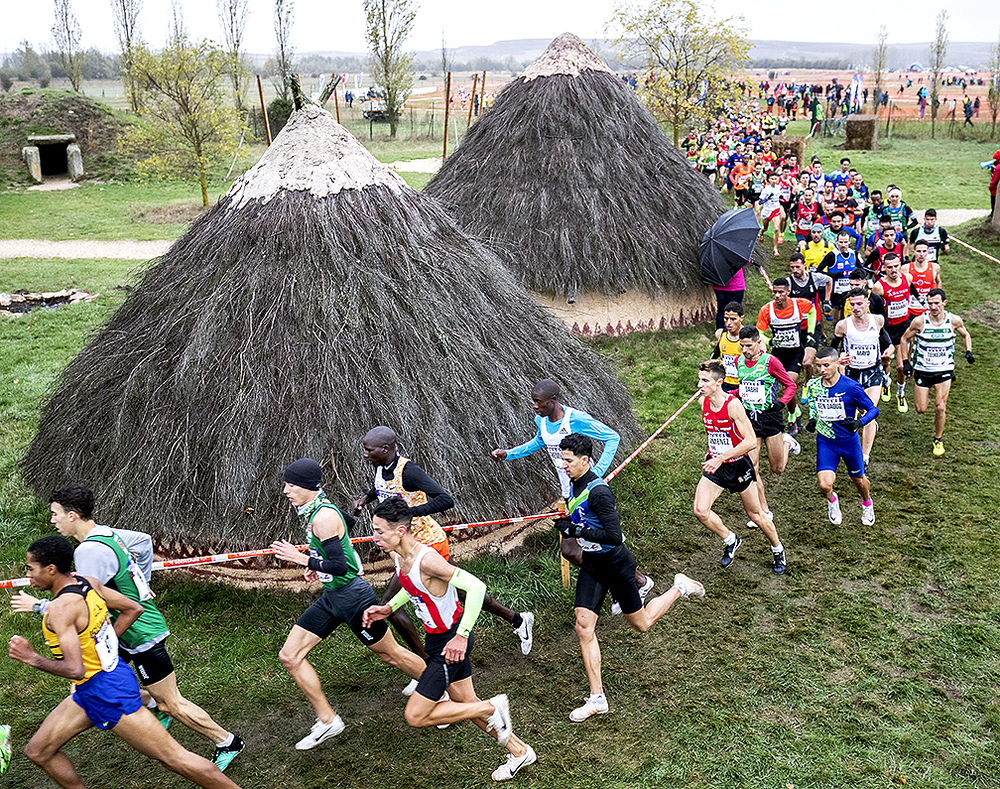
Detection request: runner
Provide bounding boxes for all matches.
[364,498,537,782]
[817,232,858,322]
[822,211,863,252]
[833,289,892,468]
[798,224,836,272]
[695,361,787,573]
[553,432,706,720]
[906,240,942,319]
[10,483,243,771]
[777,165,795,240]
[756,171,784,255]
[804,348,879,526]
[881,186,917,239]
[788,253,832,330]
[909,209,950,263]
[735,326,799,523]
[899,289,974,456]
[864,222,905,279]
[732,155,754,207]
[791,189,823,246]
[871,254,912,411]
[9,536,243,789]
[354,427,534,662]
[711,301,744,393]
[270,459,425,750]
[756,278,818,426]
[490,379,654,611]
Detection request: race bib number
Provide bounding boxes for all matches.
[707,430,734,457]
[740,379,766,405]
[722,353,738,379]
[816,396,846,421]
[308,549,333,584]
[922,345,951,368]
[849,342,878,368]
[773,327,800,348]
[94,619,120,672]
[888,298,908,320]
[833,276,852,294]
[126,557,153,602]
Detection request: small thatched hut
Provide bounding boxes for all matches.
[21,104,640,556]
[426,33,725,336]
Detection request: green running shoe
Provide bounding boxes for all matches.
[212,736,244,772]
[153,708,173,729]
[1,724,12,774]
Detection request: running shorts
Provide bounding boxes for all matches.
[816,434,866,478]
[119,640,174,686]
[762,207,781,223]
[734,188,747,204]
[747,406,785,439]
[830,291,848,310]
[575,545,641,616]
[415,625,473,701]
[71,661,143,730]
[913,369,955,389]
[772,346,805,375]
[702,454,757,493]
[846,364,884,390]
[296,577,388,646]
[886,317,912,346]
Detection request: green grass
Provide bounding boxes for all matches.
[2,222,1000,788]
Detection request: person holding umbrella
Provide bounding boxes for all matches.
[701,209,765,329]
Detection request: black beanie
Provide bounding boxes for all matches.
[283,459,322,490]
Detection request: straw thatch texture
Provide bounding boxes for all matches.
[21,104,640,552]
[425,33,725,304]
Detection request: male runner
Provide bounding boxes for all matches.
[490,379,654,609]
[881,186,917,238]
[906,240,942,319]
[695,361,787,573]
[354,427,533,661]
[817,233,858,322]
[270,459,425,750]
[833,289,892,468]
[909,209,950,263]
[899,289,974,456]
[788,254,832,329]
[799,224,836,272]
[364,498,536,782]
[791,189,824,245]
[864,222,905,279]
[756,171,784,255]
[555,433,706,721]
[804,347,879,526]
[822,211,862,252]
[711,301,744,393]
[871,253,912,411]
[828,186,859,229]
[11,483,243,771]
[8,536,242,789]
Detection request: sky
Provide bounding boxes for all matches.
[3,0,998,56]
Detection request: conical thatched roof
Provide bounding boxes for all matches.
[21,104,640,551]
[425,32,726,303]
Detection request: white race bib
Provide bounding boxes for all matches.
[722,353,738,379]
[707,430,734,457]
[94,619,120,672]
[816,396,846,421]
[834,276,852,294]
[888,298,908,320]
[740,379,767,405]
[773,327,800,348]
[850,343,879,369]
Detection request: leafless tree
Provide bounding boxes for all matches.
[273,0,294,101]
[52,0,84,92]
[871,25,888,115]
[929,9,949,139]
[217,0,250,109]
[110,0,142,112]
[364,0,417,138]
[987,28,1000,140]
[440,28,451,77]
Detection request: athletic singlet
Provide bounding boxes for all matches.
[789,273,822,314]
[871,241,903,275]
[540,406,575,499]
[802,240,834,270]
[374,458,447,546]
[912,312,956,373]
[913,225,944,261]
[881,276,911,325]
[796,201,820,233]
[882,204,911,232]
[567,477,622,553]
[829,252,856,293]
[844,315,881,370]
[301,492,361,591]
[767,300,805,349]
[702,395,745,462]
[717,333,741,386]
[42,578,120,685]
[395,545,462,634]
[907,262,936,315]
[737,353,781,414]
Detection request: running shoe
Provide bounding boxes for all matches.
[487,695,512,746]
[932,438,945,456]
[0,724,10,775]
[402,678,418,696]
[437,692,451,729]
[721,536,742,568]
[783,433,801,455]
[861,501,875,526]
[880,385,891,403]
[897,394,908,413]
[772,550,787,575]
[569,695,609,723]
[491,745,537,781]
[295,716,345,750]
[672,573,705,599]
[638,575,655,603]
[746,510,773,530]
[212,735,244,772]
[153,708,173,729]
[513,612,534,656]
[828,496,843,525]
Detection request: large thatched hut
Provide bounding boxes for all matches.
[426,33,725,336]
[21,104,640,559]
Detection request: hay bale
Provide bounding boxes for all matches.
[845,116,878,150]
[767,136,805,167]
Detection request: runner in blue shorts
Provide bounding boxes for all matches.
[804,347,879,527]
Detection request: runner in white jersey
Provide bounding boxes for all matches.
[899,289,974,456]
[756,171,784,255]
[909,208,950,263]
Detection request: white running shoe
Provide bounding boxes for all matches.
[491,746,537,781]
[828,496,843,525]
[672,573,706,600]
[612,576,654,615]
[295,716,345,750]
[569,695,609,722]
[513,612,534,656]
[436,692,451,729]
[487,694,512,746]
[783,432,801,455]
[402,679,418,696]
[861,501,875,526]
[747,510,773,530]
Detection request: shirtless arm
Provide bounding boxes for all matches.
[84,576,144,637]
[8,597,87,680]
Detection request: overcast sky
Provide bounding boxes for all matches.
[4,0,997,56]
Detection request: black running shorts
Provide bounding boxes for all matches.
[296,577,388,646]
[415,625,473,701]
[846,364,885,390]
[575,545,641,616]
[772,346,805,375]
[747,406,785,439]
[886,317,912,346]
[119,640,174,686]
[913,369,955,389]
[702,454,757,494]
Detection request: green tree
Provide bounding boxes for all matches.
[928,9,949,139]
[363,0,417,138]
[609,0,751,146]
[12,41,53,86]
[52,0,84,91]
[126,35,241,207]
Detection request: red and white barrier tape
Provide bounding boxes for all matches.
[952,236,1000,265]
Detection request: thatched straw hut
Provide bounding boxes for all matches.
[21,104,640,557]
[426,33,725,336]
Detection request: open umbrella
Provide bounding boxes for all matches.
[698,209,761,287]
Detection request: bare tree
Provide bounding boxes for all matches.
[273,0,294,102]
[217,0,250,109]
[52,0,84,92]
[168,0,186,45]
[110,0,142,112]
[929,9,949,139]
[987,28,1000,140]
[871,25,888,116]
[364,0,417,139]
[440,28,451,77]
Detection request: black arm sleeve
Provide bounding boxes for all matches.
[402,462,454,518]
[830,332,844,351]
[879,328,892,353]
[816,252,836,272]
[710,341,722,360]
[575,486,623,546]
[307,537,349,576]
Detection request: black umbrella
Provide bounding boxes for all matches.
[698,209,761,287]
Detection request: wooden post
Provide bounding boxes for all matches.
[558,498,570,589]
[884,101,893,138]
[257,74,272,146]
[442,71,451,160]
[466,73,478,129]
[333,79,341,123]
[480,70,486,112]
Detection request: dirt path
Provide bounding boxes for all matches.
[0,239,171,259]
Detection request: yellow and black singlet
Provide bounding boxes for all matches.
[42,578,121,684]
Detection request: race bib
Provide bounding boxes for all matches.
[707,430,734,457]
[816,396,846,421]
[125,557,153,602]
[93,619,120,672]
[923,345,950,364]
[833,276,852,294]
[850,342,878,368]
[308,549,333,584]
[887,298,908,320]
[740,379,766,405]
[722,353,738,379]
[773,327,800,348]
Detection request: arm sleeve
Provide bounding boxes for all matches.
[854,388,879,426]
[710,341,722,360]
[574,485,624,546]
[73,542,121,585]
[387,587,411,611]
[803,301,817,333]
[450,568,486,638]
[307,537,349,576]
[115,528,155,580]
[502,422,545,461]
[570,412,621,477]
[401,463,454,518]
[767,357,798,405]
